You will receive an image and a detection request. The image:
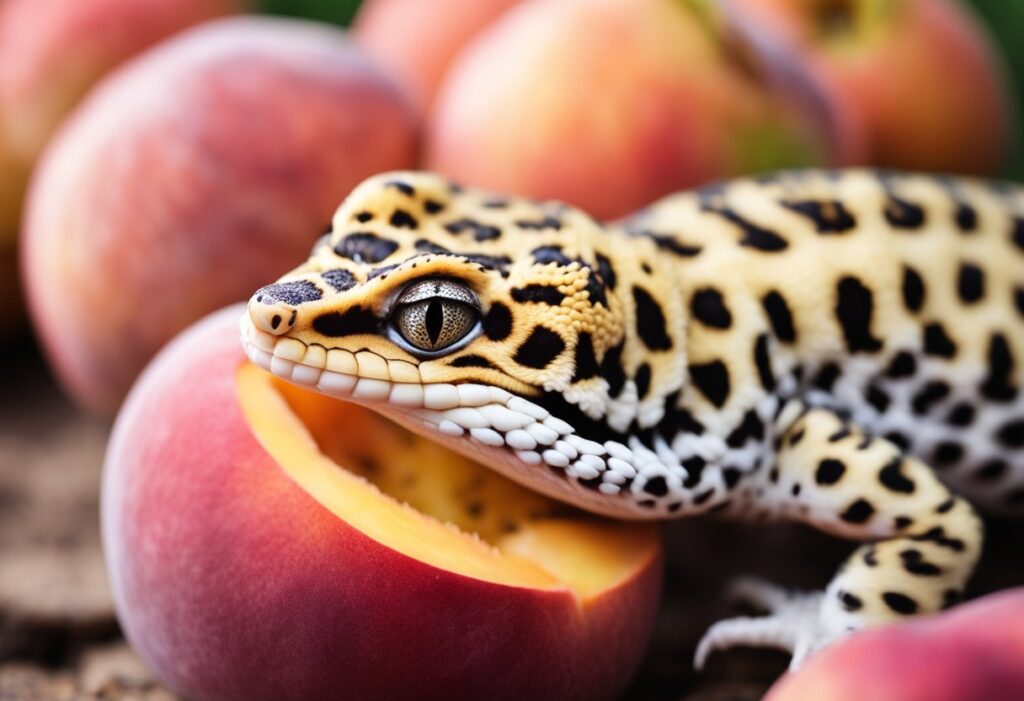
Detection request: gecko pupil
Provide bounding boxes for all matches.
[426,300,444,346]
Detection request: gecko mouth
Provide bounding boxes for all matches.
[239,313,658,518]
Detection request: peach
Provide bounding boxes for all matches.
[354,0,522,115]
[721,0,1011,174]
[425,0,862,220]
[101,305,663,701]
[21,17,418,415]
[766,588,1024,701]
[0,0,243,246]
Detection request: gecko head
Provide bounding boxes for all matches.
[241,172,659,518]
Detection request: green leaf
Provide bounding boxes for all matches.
[256,0,363,27]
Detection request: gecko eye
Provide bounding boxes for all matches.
[392,279,480,353]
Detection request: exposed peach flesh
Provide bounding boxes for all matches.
[236,363,660,600]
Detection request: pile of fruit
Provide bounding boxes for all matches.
[1,1,1022,699]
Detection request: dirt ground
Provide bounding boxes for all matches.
[1,336,1021,701]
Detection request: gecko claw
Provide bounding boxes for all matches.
[694,579,834,670]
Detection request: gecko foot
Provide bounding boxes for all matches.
[694,577,848,670]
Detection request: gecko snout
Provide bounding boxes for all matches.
[248,292,300,336]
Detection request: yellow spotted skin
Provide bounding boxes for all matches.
[244,169,1022,665]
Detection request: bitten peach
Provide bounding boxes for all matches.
[426,0,859,220]
[22,17,418,415]
[354,0,522,115]
[721,0,1011,174]
[102,306,663,701]
[766,588,1024,701]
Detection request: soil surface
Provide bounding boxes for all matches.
[1,336,1021,700]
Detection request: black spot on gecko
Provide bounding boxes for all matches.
[572,333,599,382]
[530,245,572,266]
[840,498,875,524]
[1012,217,1024,252]
[255,280,322,306]
[912,380,951,415]
[946,403,976,427]
[839,591,863,611]
[996,419,1024,448]
[836,276,883,353]
[449,355,496,369]
[911,526,965,552]
[321,269,357,292]
[312,306,379,336]
[1015,288,1024,318]
[726,410,765,448]
[879,457,915,493]
[584,267,608,308]
[882,592,919,614]
[513,327,565,369]
[463,254,512,275]
[762,291,796,342]
[866,384,891,413]
[901,552,937,573]
[815,459,846,485]
[643,476,669,497]
[334,233,399,264]
[354,211,373,223]
[957,262,985,303]
[385,180,415,196]
[954,202,978,232]
[886,351,917,378]
[633,286,673,350]
[445,218,501,242]
[689,360,730,408]
[781,199,856,233]
[635,230,703,257]
[754,334,776,391]
[482,302,513,341]
[680,457,707,489]
[389,209,418,229]
[595,253,617,290]
[902,266,926,313]
[367,264,398,280]
[975,459,1007,481]
[515,216,562,231]
[884,195,926,229]
[511,285,565,305]
[424,199,445,214]
[923,323,957,358]
[414,239,450,255]
[634,363,652,399]
[711,206,789,251]
[601,342,627,398]
[690,288,732,329]
[980,333,1018,402]
[813,363,841,392]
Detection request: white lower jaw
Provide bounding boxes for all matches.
[239,314,663,519]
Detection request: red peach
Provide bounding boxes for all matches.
[766,588,1024,701]
[721,0,1011,174]
[354,0,522,116]
[21,17,419,415]
[0,0,243,245]
[102,305,663,701]
[425,0,861,220]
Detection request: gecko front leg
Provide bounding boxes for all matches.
[696,400,984,669]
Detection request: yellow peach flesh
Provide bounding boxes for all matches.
[236,363,659,599]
